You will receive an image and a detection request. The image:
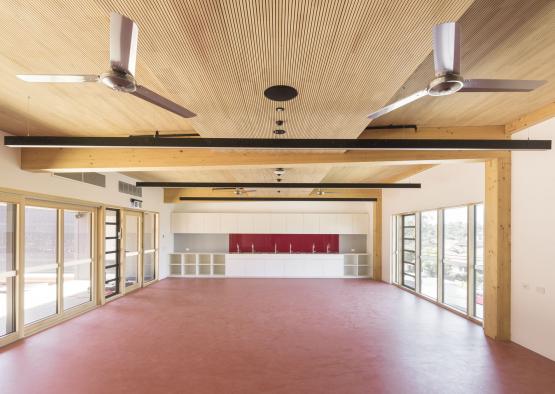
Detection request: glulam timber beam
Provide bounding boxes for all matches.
[505,102,555,135]
[484,156,511,340]
[21,148,511,173]
[360,125,507,140]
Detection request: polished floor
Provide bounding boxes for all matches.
[2,279,555,394]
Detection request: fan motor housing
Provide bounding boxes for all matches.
[100,71,136,92]
[427,74,464,96]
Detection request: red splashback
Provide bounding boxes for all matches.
[229,234,339,253]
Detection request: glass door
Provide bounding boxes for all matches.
[420,210,438,299]
[142,212,157,285]
[123,211,142,292]
[0,200,17,340]
[443,206,469,312]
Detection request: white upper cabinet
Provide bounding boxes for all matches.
[319,214,337,234]
[286,214,304,233]
[252,214,271,233]
[352,214,369,234]
[336,214,353,234]
[269,214,287,233]
[220,213,238,233]
[302,214,320,234]
[203,213,221,233]
[237,213,254,233]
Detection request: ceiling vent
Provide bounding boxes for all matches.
[118,181,142,197]
[54,172,106,188]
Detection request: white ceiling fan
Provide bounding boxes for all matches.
[17,12,196,119]
[212,187,257,196]
[367,22,546,120]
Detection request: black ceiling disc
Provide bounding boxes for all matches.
[264,85,298,101]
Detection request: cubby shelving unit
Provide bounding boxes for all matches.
[343,254,370,277]
[169,253,226,277]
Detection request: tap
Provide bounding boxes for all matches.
[251,242,255,253]
[326,243,330,254]
[274,243,277,254]
[236,243,240,253]
[289,242,292,254]
[312,243,315,253]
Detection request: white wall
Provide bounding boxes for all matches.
[0,132,171,278]
[512,117,555,361]
[381,162,485,283]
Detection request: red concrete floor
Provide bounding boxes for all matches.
[1,279,555,394]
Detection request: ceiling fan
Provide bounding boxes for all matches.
[367,22,546,120]
[315,188,338,196]
[17,12,196,119]
[212,187,257,196]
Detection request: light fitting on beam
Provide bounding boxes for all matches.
[4,136,551,151]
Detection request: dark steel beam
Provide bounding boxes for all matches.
[4,136,551,151]
[137,182,421,189]
[179,197,378,202]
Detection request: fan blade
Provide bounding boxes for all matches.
[131,85,197,118]
[367,90,428,120]
[110,12,139,76]
[459,79,546,92]
[17,74,99,83]
[433,22,460,76]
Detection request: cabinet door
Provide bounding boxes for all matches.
[286,214,304,233]
[237,214,254,233]
[319,214,337,234]
[220,213,238,233]
[302,214,320,234]
[203,213,221,233]
[336,214,353,234]
[269,214,287,233]
[187,213,205,233]
[170,213,187,233]
[252,214,271,233]
[352,214,369,234]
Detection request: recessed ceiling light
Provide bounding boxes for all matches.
[273,129,286,135]
[276,107,285,112]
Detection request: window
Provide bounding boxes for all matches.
[420,210,438,300]
[104,209,120,298]
[401,214,416,290]
[63,210,92,310]
[143,212,157,284]
[0,202,17,337]
[474,204,484,319]
[443,207,468,312]
[393,203,483,321]
[124,213,141,289]
[24,206,59,325]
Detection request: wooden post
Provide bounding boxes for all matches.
[373,192,382,281]
[484,156,511,340]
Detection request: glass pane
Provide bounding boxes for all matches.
[25,206,58,325]
[143,252,155,283]
[105,224,117,238]
[63,263,91,310]
[105,266,118,282]
[105,280,118,298]
[403,263,415,275]
[403,251,415,263]
[105,239,117,253]
[403,215,415,226]
[105,209,117,224]
[403,275,415,289]
[125,255,138,287]
[474,204,484,319]
[0,276,16,337]
[125,216,139,253]
[420,211,438,300]
[63,211,92,310]
[403,227,415,239]
[443,207,468,311]
[404,239,415,251]
[0,202,16,337]
[105,252,117,267]
[24,268,58,324]
[143,213,155,250]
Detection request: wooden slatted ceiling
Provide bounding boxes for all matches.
[372,0,555,127]
[0,0,473,137]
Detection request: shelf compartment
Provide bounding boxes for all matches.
[170,254,182,265]
[198,254,211,265]
[213,265,225,276]
[184,254,197,265]
[344,266,357,276]
[184,265,197,275]
[213,254,225,265]
[170,265,182,275]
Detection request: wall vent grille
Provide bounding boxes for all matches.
[54,172,106,188]
[118,181,142,197]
